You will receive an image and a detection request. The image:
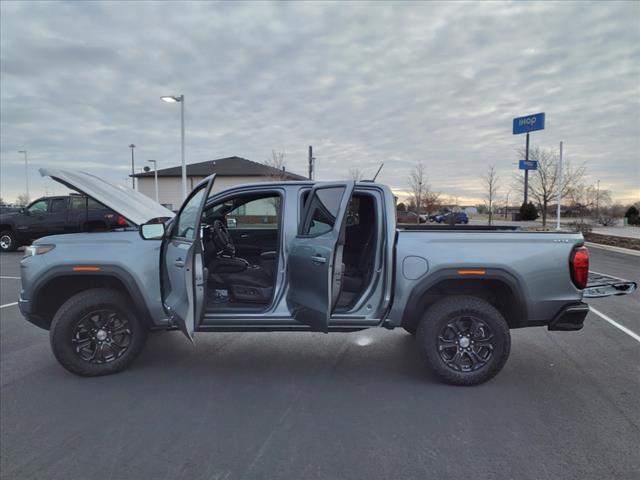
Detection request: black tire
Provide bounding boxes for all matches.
[416,296,510,386]
[49,288,148,377]
[0,230,18,252]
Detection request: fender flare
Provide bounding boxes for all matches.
[31,264,155,328]
[400,267,528,328]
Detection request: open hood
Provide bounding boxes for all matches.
[40,168,174,226]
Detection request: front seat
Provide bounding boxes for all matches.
[208,256,274,304]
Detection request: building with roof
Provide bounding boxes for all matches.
[132,156,306,210]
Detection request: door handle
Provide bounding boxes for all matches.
[175,258,185,268]
[240,234,249,238]
[311,255,326,264]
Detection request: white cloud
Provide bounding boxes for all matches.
[1,1,638,204]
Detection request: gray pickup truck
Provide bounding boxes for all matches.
[18,169,636,385]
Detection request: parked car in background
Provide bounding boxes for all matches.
[436,212,469,224]
[0,194,127,252]
[396,210,419,223]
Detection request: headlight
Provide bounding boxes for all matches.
[23,244,55,257]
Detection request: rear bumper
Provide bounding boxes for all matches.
[548,302,590,331]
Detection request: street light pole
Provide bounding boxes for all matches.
[17,150,29,202]
[129,144,136,189]
[161,94,186,200]
[148,160,159,203]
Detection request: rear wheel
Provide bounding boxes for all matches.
[50,288,148,376]
[0,230,17,252]
[417,296,510,385]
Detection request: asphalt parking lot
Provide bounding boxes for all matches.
[1,246,638,480]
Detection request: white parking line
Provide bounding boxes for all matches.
[0,276,20,280]
[590,306,640,343]
[0,302,18,309]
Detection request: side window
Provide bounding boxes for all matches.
[174,187,206,240]
[50,198,67,213]
[27,200,48,214]
[227,196,281,229]
[87,199,104,210]
[301,186,346,236]
[70,197,85,211]
[69,197,104,211]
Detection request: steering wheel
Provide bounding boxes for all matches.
[211,219,235,257]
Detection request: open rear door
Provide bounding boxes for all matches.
[287,181,355,332]
[161,175,216,342]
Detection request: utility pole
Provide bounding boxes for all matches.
[505,190,511,219]
[308,145,315,180]
[129,144,136,189]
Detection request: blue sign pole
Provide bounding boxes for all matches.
[524,133,530,204]
[513,112,545,205]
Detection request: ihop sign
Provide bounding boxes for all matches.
[513,112,545,135]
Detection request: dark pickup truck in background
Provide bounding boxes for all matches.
[0,194,127,252]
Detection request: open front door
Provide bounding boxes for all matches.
[161,175,216,342]
[287,181,355,332]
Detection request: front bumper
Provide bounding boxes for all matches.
[18,295,49,330]
[548,302,590,331]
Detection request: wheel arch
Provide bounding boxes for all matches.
[31,266,154,330]
[401,268,527,332]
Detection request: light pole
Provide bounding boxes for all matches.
[147,160,159,203]
[17,150,29,202]
[129,144,136,189]
[161,94,186,200]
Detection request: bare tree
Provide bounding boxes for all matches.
[349,168,364,181]
[422,190,442,216]
[483,165,500,225]
[513,146,585,226]
[407,162,441,217]
[264,150,288,181]
[408,162,427,223]
[568,183,612,223]
[16,193,30,205]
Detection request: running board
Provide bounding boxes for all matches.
[583,271,637,298]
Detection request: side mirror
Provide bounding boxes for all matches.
[19,208,27,215]
[139,222,165,240]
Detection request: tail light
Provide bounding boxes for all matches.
[570,246,589,289]
[116,215,128,227]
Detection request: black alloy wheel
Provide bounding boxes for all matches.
[436,315,494,372]
[72,309,132,364]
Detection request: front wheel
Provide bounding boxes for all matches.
[50,288,148,376]
[0,230,18,252]
[417,296,510,385]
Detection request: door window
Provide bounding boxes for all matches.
[301,187,345,236]
[28,200,48,214]
[227,196,281,229]
[50,198,67,213]
[174,188,207,240]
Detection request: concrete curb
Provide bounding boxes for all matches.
[585,242,640,257]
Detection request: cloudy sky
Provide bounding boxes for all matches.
[1,1,638,204]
